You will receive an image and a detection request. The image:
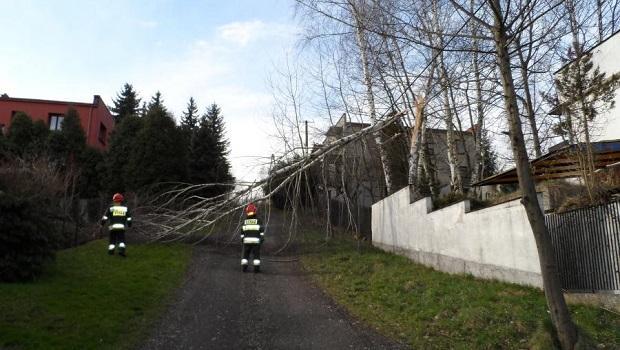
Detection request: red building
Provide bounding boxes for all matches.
[0,95,115,150]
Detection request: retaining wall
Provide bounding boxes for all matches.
[371,187,544,287]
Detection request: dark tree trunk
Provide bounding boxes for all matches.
[489,1,578,348]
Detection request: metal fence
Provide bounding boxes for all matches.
[546,201,620,292]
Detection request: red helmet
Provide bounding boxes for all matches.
[245,203,257,216]
[112,193,124,203]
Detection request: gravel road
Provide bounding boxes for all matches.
[140,212,405,350]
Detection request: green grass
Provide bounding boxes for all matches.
[0,240,192,350]
[301,233,620,349]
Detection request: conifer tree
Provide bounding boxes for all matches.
[553,52,620,143]
[188,104,234,196]
[127,101,187,189]
[104,115,144,193]
[111,83,141,123]
[47,108,86,166]
[147,91,166,112]
[7,112,35,156]
[181,97,199,132]
[78,147,105,195]
[5,112,48,156]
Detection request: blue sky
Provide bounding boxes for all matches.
[0,0,299,180]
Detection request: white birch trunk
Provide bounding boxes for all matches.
[351,1,394,195]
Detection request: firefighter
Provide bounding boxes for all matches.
[101,193,132,257]
[240,202,264,272]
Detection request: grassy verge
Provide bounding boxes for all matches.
[300,232,620,349]
[0,240,192,350]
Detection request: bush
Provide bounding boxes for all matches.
[0,158,64,282]
[0,192,59,282]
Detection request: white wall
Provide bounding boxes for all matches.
[579,35,620,141]
[372,187,543,287]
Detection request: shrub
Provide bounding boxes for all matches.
[0,158,63,282]
[0,192,59,282]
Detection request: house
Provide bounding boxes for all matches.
[552,30,620,141]
[0,95,114,150]
[317,114,479,207]
[423,126,478,195]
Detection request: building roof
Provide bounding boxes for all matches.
[473,139,620,186]
[0,95,94,107]
[0,94,114,123]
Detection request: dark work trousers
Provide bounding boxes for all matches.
[242,243,261,264]
[109,230,126,250]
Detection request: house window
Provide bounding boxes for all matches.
[98,123,107,145]
[11,111,21,119]
[49,113,64,131]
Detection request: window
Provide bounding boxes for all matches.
[11,111,21,119]
[98,123,107,145]
[49,113,64,131]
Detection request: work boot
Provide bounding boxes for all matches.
[253,266,260,273]
[242,265,248,272]
[108,249,114,255]
[119,250,126,257]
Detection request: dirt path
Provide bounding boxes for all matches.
[141,211,405,350]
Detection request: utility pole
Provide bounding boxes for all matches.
[305,120,309,155]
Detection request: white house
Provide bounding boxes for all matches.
[558,32,620,141]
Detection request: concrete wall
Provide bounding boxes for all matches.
[372,187,543,287]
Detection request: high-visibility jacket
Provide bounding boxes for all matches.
[241,217,264,244]
[101,205,132,231]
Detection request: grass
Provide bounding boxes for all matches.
[300,231,620,349]
[0,240,192,350]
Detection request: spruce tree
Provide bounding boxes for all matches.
[111,83,141,123]
[147,91,166,113]
[188,115,213,186]
[188,104,234,196]
[104,115,144,193]
[181,97,199,132]
[78,147,105,195]
[127,102,187,189]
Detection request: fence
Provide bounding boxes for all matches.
[546,201,620,292]
[328,199,372,239]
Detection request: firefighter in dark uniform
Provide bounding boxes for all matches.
[241,203,264,272]
[101,193,132,257]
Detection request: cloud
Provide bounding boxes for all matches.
[216,20,298,47]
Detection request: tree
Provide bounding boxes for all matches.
[551,51,620,201]
[482,0,579,346]
[111,83,141,122]
[78,147,105,196]
[266,155,316,209]
[104,115,144,193]
[148,91,166,112]
[181,97,200,163]
[350,1,395,195]
[7,112,36,156]
[181,97,200,132]
[479,128,497,178]
[188,104,234,197]
[127,102,187,189]
[47,108,86,165]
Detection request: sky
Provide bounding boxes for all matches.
[0,0,300,181]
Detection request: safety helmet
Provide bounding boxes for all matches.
[245,203,257,216]
[112,193,124,203]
